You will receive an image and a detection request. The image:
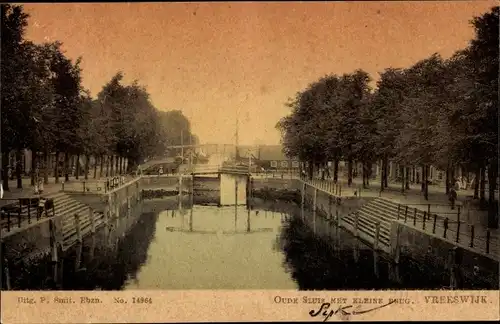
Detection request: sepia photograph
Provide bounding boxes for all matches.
[0,0,498,304]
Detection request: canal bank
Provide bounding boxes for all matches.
[2,175,498,290]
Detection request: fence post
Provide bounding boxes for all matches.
[469,225,474,248]
[83,181,86,193]
[427,204,431,220]
[422,211,427,230]
[432,214,437,234]
[455,221,461,243]
[75,213,82,243]
[404,206,408,223]
[339,185,342,196]
[486,230,490,254]
[457,205,461,224]
[397,204,401,220]
[374,222,381,251]
[61,181,65,191]
[443,217,449,239]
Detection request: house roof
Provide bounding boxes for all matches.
[258,145,294,161]
[236,144,297,161]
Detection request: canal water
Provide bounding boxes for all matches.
[5,196,497,290]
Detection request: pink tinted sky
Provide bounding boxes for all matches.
[23,1,495,145]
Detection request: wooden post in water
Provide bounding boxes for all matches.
[49,218,58,263]
[328,196,332,222]
[1,242,11,290]
[75,242,83,271]
[178,175,183,198]
[393,224,401,264]
[75,213,82,243]
[89,208,95,234]
[373,251,380,278]
[354,212,359,237]
[313,188,317,212]
[374,221,381,251]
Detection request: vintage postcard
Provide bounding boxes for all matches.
[1,1,499,323]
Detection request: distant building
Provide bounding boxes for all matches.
[237,144,298,170]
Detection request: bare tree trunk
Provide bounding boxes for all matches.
[15,149,23,189]
[84,154,90,180]
[333,159,339,183]
[110,155,114,176]
[424,165,429,200]
[115,156,119,175]
[366,162,371,187]
[99,155,104,178]
[43,150,49,185]
[400,165,405,193]
[2,151,10,191]
[480,167,486,202]
[54,151,60,183]
[405,167,410,189]
[445,164,450,195]
[412,166,415,183]
[487,161,498,228]
[383,157,389,188]
[75,154,81,180]
[347,159,353,187]
[380,159,385,192]
[64,152,70,182]
[474,167,480,199]
[362,161,366,188]
[421,165,425,192]
[31,152,37,186]
[106,155,111,177]
[93,156,98,179]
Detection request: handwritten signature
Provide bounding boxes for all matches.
[309,300,396,321]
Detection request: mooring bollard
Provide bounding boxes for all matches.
[75,213,82,243]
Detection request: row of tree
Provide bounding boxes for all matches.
[1,4,196,191]
[277,7,498,227]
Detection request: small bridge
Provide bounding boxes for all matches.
[191,165,249,176]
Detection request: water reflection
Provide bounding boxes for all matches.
[7,195,497,290]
